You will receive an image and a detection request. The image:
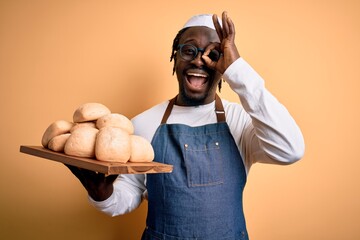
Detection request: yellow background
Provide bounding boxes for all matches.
[1,0,359,239]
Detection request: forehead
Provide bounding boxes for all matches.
[179,26,220,45]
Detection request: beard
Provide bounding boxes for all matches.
[175,64,222,106]
[178,88,210,106]
[177,76,220,106]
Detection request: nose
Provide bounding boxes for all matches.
[190,50,205,67]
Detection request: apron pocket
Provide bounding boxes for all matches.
[184,141,224,187]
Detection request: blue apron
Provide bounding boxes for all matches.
[142,95,248,240]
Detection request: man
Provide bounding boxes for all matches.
[69,12,305,240]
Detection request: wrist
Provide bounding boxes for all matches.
[88,184,114,201]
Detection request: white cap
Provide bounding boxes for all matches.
[182,14,222,30]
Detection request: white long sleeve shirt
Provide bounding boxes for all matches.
[88,58,305,216]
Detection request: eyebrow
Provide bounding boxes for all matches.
[182,39,219,46]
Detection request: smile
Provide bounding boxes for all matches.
[186,71,209,89]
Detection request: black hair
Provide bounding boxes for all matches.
[170,28,222,92]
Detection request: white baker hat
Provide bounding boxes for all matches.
[182,14,222,30]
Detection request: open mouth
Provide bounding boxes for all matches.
[186,71,209,90]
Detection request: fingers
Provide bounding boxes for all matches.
[64,164,118,188]
[202,42,221,68]
[226,15,236,42]
[210,11,239,73]
[213,14,223,41]
[213,11,235,41]
[202,55,217,69]
[64,164,118,201]
[221,12,230,39]
[65,164,89,187]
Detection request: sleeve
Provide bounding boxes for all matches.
[223,58,305,173]
[88,172,146,217]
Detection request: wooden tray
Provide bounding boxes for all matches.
[20,145,173,175]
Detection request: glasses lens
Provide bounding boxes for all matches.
[178,44,221,62]
[179,44,197,61]
[208,49,221,62]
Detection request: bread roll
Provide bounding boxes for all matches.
[73,103,111,123]
[41,120,74,148]
[129,135,154,162]
[70,122,96,133]
[96,113,134,134]
[95,127,130,163]
[64,127,98,158]
[48,133,71,152]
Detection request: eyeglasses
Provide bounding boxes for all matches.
[177,44,221,62]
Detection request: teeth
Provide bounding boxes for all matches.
[187,72,207,78]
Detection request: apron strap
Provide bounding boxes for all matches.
[160,94,226,124]
[160,96,177,124]
[215,94,226,123]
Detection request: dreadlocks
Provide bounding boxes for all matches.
[169,27,222,92]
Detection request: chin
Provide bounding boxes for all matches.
[176,72,219,106]
[178,89,209,106]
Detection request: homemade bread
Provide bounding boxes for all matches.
[95,126,131,163]
[41,120,74,148]
[129,135,154,162]
[96,113,134,134]
[64,127,98,158]
[73,103,111,123]
[70,122,96,133]
[48,133,71,152]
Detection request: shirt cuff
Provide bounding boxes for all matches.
[87,191,115,208]
[222,57,245,80]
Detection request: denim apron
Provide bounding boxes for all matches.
[142,95,248,240]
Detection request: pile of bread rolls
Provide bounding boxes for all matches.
[41,103,154,163]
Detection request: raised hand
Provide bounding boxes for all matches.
[202,11,240,74]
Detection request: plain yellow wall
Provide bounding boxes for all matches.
[1,0,359,239]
